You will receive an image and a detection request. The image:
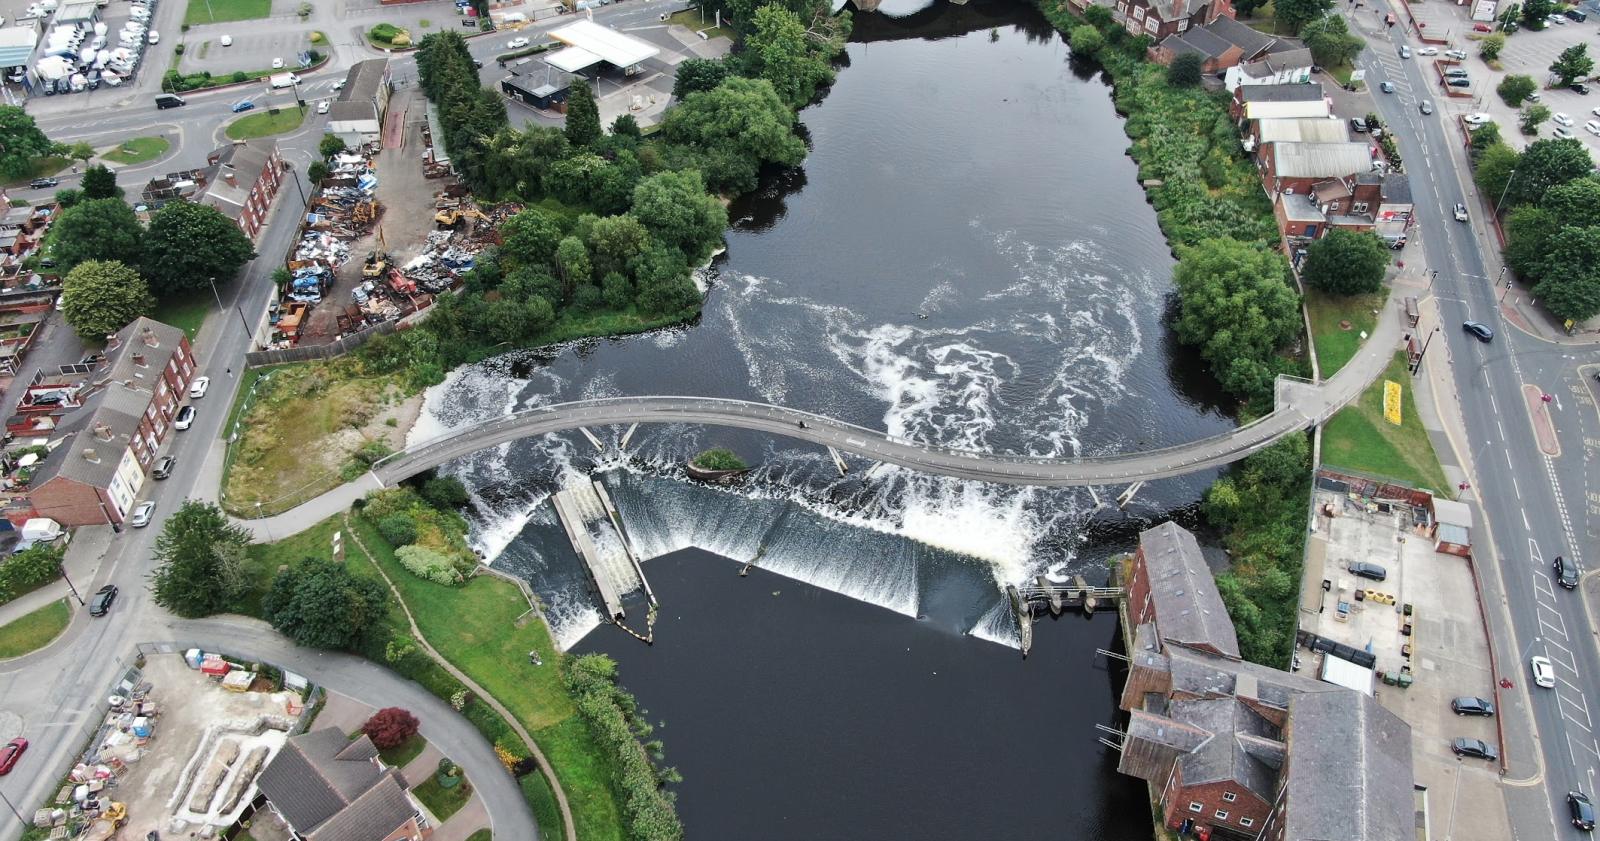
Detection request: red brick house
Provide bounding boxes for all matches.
[1150,15,1275,70]
[1257,141,1375,201]
[197,138,285,240]
[26,318,196,526]
[1116,0,1234,41]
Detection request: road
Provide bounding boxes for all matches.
[1357,9,1600,839]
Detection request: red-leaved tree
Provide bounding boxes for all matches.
[362,707,420,749]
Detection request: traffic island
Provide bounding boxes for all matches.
[1522,383,1562,456]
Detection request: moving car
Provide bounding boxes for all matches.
[231,99,255,113]
[0,739,28,775]
[333,79,344,91]
[1556,555,1580,589]
[1463,321,1493,341]
[506,36,530,48]
[220,34,232,45]
[175,405,196,430]
[151,455,176,479]
[1420,100,1434,115]
[189,376,209,398]
[1451,696,1496,716]
[1453,203,1468,221]
[88,584,117,617]
[129,500,155,528]
[1450,738,1498,760]
[1554,112,1576,126]
[29,177,56,188]
[1532,655,1557,688]
[1348,561,1387,581]
[1572,791,1597,831]
[1418,46,1438,55]
[317,100,329,114]
[1399,45,1412,58]
[1380,81,1396,93]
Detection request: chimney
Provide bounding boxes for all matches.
[82,447,99,463]
[224,171,237,188]
[132,353,145,367]
[141,326,159,348]
[105,333,120,350]
[94,423,112,441]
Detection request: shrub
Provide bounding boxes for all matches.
[377,513,419,547]
[692,448,746,471]
[563,655,681,840]
[372,23,400,43]
[421,476,471,510]
[396,545,461,585]
[362,707,420,749]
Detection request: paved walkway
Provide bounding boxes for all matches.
[429,793,491,841]
[0,527,113,632]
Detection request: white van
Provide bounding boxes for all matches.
[269,72,299,88]
[501,11,526,22]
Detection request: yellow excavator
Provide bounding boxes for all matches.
[361,251,388,279]
[435,208,488,229]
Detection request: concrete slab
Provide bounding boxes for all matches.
[401,741,446,787]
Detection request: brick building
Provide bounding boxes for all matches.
[1116,0,1234,41]
[196,138,284,240]
[257,728,431,841]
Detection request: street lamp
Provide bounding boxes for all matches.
[59,562,84,606]
[1494,167,1519,216]
[1410,325,1441,375]
[208,276,254,340]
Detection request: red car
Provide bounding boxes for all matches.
[1473,22,1493,30]
[0,738,29,775]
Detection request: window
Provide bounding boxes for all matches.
[1240,818,1255,828]
[1354,202,1369,213]
[1223,792,1237,803]
[1177,18,1188,29]
[1144,15,1158,31]
[1215,810,1229,821]
[1189,802,1203,813]
[1326,202,1340,212]
[1133,7,1144,19]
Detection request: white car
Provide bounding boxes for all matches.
[506,37,530,49]
[220,34,232,46]
[1532,655,1557,688]
[188,376,209,398]
[332,79,344,91]
[1555,112,1576,126]
[1463,113,1492,125]
[1587,120,1600,136]
[1445,49,1467,60]
[271,56,284,68]
[1417,46,1439,55]
[174,405,195,430]
[129,501,155,528]
[1556,127,1577,138]
[1453,203,1468,221]
[147,30,158,44]
[317,99,329,114]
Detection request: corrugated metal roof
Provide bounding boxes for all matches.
[0,27,35,68]
[1256,118,1348,143]
[1269,141,1374,178]
[549,19,659,67]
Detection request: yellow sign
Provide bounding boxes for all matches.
[1383,380,1402,426]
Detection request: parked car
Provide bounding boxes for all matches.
[1532,654,1557,688]
[1587,120,1600,136]
[1556,555,1580,589]
[1463,113,1492,124]
[1555,112,1576,126]
[1418,46,1439,55]
[29,177,56,188]
[1473,22,1493,31]
[1451,696,1496,716]
[0,739,28,775]
[147,30,158,43]
[219,34,232,45]
[1451,738,1498,761]
[175,405,196,430]
[1549,12,1568,23]
[231,99,255,113]
[1443,67,1469,78]
[151,455,176,479]
[189,376,209,398]
[1420,100,1434,115]
[317,99,329,114]
[1350,116,1369,133]
[1567,8,1588,21]
[1527,89,1542,101]
[1463,321,1494,341]
[1555,127,1577,138]
[332,79,344,91]
[1447,78,1473,87]
[1348,561,1387,581]
[271,56,284,68]
[1575,82,1592,95]
[1453,203,1468,221]
[88,584,117,617]
[129,500,155,528]
[1572,792,1596,831]
[1446,49,1468,59]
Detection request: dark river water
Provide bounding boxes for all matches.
[413,0,1236,835]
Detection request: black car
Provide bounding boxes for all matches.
[1575,82,1593,95]
[1348,561,1387,581]
[1556,555,1580,589]
[1451,738,1498,760]
[29,177,56,189]
[151,455,176,480]
[1572,791,1597,831]
[1463,321,1494,342]
[87,585,117,617]
[1451,696,1496,716]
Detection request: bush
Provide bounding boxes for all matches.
[174,43,185,55]
[692,448,746,471]
[421,476,471,510]
[372,23,400,43]
[563,655,682,841]
[378,513,419,547]
[362,707,420,749]
[396,545,461,585]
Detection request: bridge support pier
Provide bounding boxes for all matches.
[826,445,849,476]
[861,462,887,481]
[1087,485,1105,511]
[619,423,639,451]
[578,427,605,453]
[1117,481,1144,509]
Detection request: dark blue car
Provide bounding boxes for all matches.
[231,99,255,113]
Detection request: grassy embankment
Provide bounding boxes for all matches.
[1321,351,1452,493]
[0,599,71,658]
[102,137,170,166]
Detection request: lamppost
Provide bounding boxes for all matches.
[282,160,309,207]
[0,787,25,824]
[1500,279,1513,303]
[96,500,120,534]
[208,277,253,339]
[1410,325,1441,375]
[1494,167,1519,216]
[59,561,84,606]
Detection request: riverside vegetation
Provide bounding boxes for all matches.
[1045,0,1313,666]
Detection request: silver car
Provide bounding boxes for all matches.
[129,501,155,528]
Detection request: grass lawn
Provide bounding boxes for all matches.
[463,831,490,841]
[1305,288,1388,377]
[377,732,428,768]
[226,108,307,141]
[152,291,211,340]
[1321,351,1453,494]
[183,0,271,26]
[412,774,472,821]
[668,8,732,38]
[102,137,170,166]
[0,599,71,659]
[8,157,71,187]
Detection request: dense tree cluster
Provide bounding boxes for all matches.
[61,260,154,341]
[263,557,390,649]
[1301,15,1365,69]
[0,106,56,180]
[1300,229,1390,296]
[1172,239,1302,398]
[149,501,254,618]
[1474,137,1600,321]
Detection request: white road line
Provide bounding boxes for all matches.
[1543,618,1570,638]
[1514,477,1522,499]
[1525,509,1532,530]
[1560,675,1587,693]
[1567,712,1594,732]
[1547,635,1575,656]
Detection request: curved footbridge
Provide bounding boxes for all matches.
[372,299,1404,489]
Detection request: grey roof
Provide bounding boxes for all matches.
[327,101,378,124]
[258,728,414,841]
[1140,0,1199,24]
[1268,141,1375,178]
[1278,193,1325,223]
[200,139,276,221]
[1163,641,1341,709]
[1172,698,1282,802]
[101,317,185,386]
[339,59,388,104]
[1282,691,1414,841]
[1256,117,1348,143]
[1382,172,1413,205]
[1139,522,1239,657]
[1242,46,1313,76]
[28,377,150,490]
[1126,708,1213,753]
[1204,15,1276,58]
[1327,213,1374,227]
[1239,82,1325,102]
[1161,26,1235,59]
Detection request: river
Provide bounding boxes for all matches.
[411,0,1235,834]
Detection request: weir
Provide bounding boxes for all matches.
[1008,576,1126,657]
[550,479,656,629]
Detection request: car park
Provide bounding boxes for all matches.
[1451,696,1496,716]
[151,455,176,479]
[175,405,195,430]
[129,500,155,528]
[1555,112,1576,126]
[1451,738,1498,760]
[1453,203,1468,221]
[0,739,28,775]
[189,376,209,398]
[1463,321,1493,341]
[1532,655,1557,688]
[1572,792,1597,831]
[231,99,254,112]
[88,584,117,617]
[1420,100,1434,115]
[1556,555,1579,589]
[1348,561,1387,581]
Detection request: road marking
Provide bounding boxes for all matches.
[1525,508,1532,530]
[1567,712,1594,732]
[1514,476,1522,499]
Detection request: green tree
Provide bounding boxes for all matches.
[142,201,257,297]
[50,198,143,273]
[1533,226,1600,321]
[421,476,471,510]
[1272,0,1335,32]
[630,170,728,260]
[307,160,331,184]
[1502,205,1560,282]
[1541,178,1600,227]
[1301,229,1389,296]
[583,214,652,277]
[565,78,602,147]
[742,4,834,108]
[52,188,80,209]
[1480,32,1507,61]
[1507,137,1592,206]
[1499,2,1522,27]
[1166,52,1204,86]
[1472,141,1520,204]
[1070,25,1106,58]
[499,208,563,269]
[148,500,254,618]
[612,114,641,138]
[1302,14,1365,67]
[319,134,348,158]
[1551,43,1595,85]
[555,236,593,290]
[1520,103,1552,134]
[79,164,120,200]
[1172,239,1300,398]
[60,260,153,341]
[262,557,390,650]
[1523,0,1553,27]
[671,58,727,101]
[1468,122,1503,154]
[1498,74,1538,106]
[0,106,56,180]
[67,142,94,164]
[661,77,807,170]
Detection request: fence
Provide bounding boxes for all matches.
[244,320,399,368]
